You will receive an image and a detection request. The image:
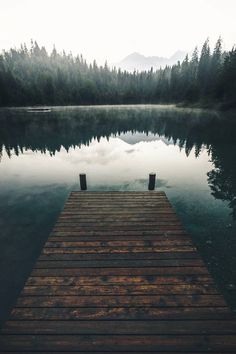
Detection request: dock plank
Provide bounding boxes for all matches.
[0,191,235,353]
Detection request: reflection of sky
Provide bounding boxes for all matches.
[0,129,235,323]
[0,133,212,191]
[118,132,174,145]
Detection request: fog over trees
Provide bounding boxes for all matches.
[0,38,235,108]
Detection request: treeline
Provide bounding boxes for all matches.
[1,106,236,217]
[0,38,235,107]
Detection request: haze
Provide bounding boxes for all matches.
[0,0,236,64]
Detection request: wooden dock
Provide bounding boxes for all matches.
[1,191,236,353]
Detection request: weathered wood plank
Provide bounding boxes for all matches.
[48,235,191,242]
[31,266,210,275]
[26,275,214,286]
[54,222,183,227]
[0,352,232,354]
[58,218,181,223]
[51,229,187,236]
[53,226,185,232]
[69,191,166,195]
[45,240,193,247]
[20,284,218,296]
[38,251,201,261]
[15,294,226,307]
[9,307,231,321]
[41,246,197,255]
[35,259,204,268]
[38,255,202,264]
[64,202,173,207]
[61,210,178,214]
[61,210,177,215]
[1,334,236,351]
[1,191,235,353]
[3,320,236,335]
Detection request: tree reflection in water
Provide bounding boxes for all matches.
[0,106,236,218]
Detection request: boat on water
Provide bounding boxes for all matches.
[27,108,51,113]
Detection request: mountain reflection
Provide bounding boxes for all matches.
[0,106,236,218]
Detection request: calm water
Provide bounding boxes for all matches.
[0,105,236,324]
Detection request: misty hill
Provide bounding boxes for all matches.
[116,51,187,72]
[1,38,235,109]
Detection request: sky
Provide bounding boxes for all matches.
[0,0,235,64]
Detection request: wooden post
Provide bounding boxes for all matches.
[79,173,87,190]
[148,173,156,190]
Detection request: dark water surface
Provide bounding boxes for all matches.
[0,105,236,325]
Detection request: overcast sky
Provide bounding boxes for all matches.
[0,0,235,64]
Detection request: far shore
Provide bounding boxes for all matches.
[0,102,235,113]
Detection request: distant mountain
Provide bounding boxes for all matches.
[118,132,173,146]
[116,51,187,72]
[168,50,187,65]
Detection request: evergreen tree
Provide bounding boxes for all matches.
[187,47,199,101]
[209,37,223,99]
[0,39,235,108]
[219,47,236,107]
[198,39,211,97]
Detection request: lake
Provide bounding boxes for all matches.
[0,104,236,325]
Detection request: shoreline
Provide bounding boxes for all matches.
[0,102,235,114]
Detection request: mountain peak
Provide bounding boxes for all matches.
[169,50,187,63]
[116,51,187,72]
[120,52,146,63]
[127,52,144,58]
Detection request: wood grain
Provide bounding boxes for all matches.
[0,191,235,353]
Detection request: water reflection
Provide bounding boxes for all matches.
[0,105,236,326]
[207,144,236,219]
[1,105,236,217]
